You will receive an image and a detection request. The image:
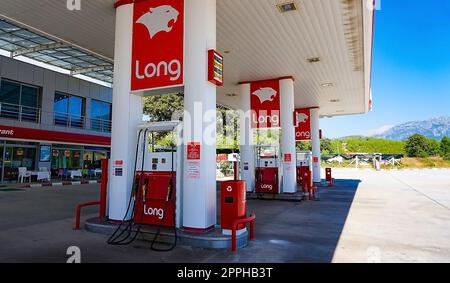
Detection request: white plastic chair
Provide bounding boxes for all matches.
[18,167,31,183]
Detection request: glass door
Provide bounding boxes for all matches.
[3,147,14,181]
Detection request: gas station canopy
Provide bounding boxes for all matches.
[0,0,374,117]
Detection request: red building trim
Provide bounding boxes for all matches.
[0,125,111,146]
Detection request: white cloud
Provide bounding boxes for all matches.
[365,125,394,136]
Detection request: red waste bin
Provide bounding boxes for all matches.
[221,180,247,231]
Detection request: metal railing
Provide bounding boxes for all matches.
[0,102,41,123]
[54,112,85,129]
[53,112,112,133]
[90,117,112,133]
[0,102,112,133]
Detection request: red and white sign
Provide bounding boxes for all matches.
[187,142,201,160]
[131,0,184,92]
[250,80,280,128]
[216,155,228,162]
[294,108,311,141]
[284,153,292,163]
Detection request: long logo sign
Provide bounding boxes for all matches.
[131,0,184,92]
[250,80,281,128]
[294,108,311,141]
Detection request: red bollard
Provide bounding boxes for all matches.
[232,213,256,252]
[326,168,334,187]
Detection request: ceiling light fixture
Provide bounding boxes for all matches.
[307,57,321,63]
[277,2,298,13]
[321,83,334,88]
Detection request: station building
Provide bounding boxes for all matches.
[0,26,112,181]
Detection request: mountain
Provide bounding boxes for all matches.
[373,116,450,141]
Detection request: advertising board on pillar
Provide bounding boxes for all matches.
[250,79,281,129]
[294,108,312,141]
[131,0,185,93]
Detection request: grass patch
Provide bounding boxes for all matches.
[399,157,450,169]
[323,157,450,170]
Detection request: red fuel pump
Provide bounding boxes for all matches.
[301,170,317,200]
[254,145,281,194]
[134,171,176,227]
[107,122,182,251]
[296,151,313,186]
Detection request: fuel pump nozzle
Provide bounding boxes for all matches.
[166,177,174,202]
[142,179,149,204]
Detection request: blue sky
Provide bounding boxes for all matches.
[321,0,450,138]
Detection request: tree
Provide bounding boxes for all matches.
[441,136,450,160]
[217,105,239,150]
[296,141,311,151]
[143,93,184,122]
[405,134,430,158]
[427,138,440,157]
[321,138,334,154]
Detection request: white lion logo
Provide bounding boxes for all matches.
[136,5,180,39]
[295,112,309,127]
[252,87,277,104]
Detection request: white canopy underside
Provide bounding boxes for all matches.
[0,0,374,117]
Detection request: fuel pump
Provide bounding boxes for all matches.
[296,150,313,190]
[107,121,182,251]
[254,145,282,194]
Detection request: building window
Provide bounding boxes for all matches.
[91,99,112,133]
[83,150,108,169]
[0,79,40,123]
[54,92,85,129]
[51,147,83,171]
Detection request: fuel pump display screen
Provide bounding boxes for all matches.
[225,197,234,204]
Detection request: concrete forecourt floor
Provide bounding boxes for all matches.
[0,168,449,263]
